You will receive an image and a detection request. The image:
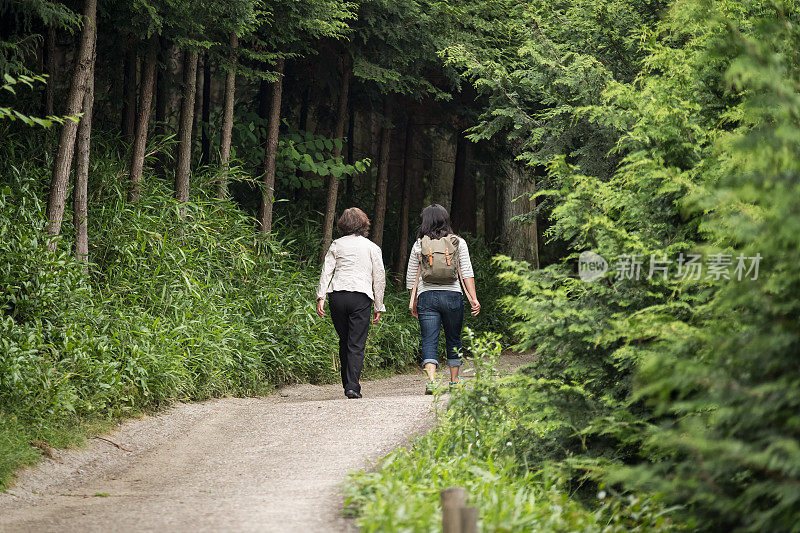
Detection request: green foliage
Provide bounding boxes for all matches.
[0,74,75,126]
[346,334,683,532]
[463,0,800,531]
[231,111,371,191]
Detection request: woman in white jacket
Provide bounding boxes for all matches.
[316,208,386,399]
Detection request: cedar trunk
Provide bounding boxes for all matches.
[200,53,212,166]
[258,58,285,234]
[154,36,169,133]
[43,25,55,116]
[483,164,500,248]
[501,160,539,267]
[371,97,393,248]
[193,52,204,148]
[346,109,355,204]
[394,112,414,278]
[450,129,476,234]
[174,49,198,203]
[319,58,352,262]
[45,0,97,243]
[121,38,138,144]
[217,32,238,199]
[74,43,96,266]
[154,40,178,178]
[128,36,158,202]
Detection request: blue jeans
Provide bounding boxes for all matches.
[417,290,464,368]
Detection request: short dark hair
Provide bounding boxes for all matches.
[416,204,454,239]
[337,207,370,237]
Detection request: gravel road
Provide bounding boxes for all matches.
[0,353,530,532]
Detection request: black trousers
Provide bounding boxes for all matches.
[328,291,372,393]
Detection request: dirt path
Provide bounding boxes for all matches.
[0,353,531,532]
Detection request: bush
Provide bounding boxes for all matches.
[345,333,682,532]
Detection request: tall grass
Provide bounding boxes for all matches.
[0,144,425,487]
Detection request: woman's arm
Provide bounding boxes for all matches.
[407,241,421,317]
[458,239,480,315]
[316,243,336,317]
[462,276,480,316]
[371,245,386,320]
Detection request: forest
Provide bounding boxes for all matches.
[1,0,799,531]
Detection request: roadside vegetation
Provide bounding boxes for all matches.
[347,0,800,531]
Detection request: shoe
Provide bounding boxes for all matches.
[345,389,362,399]
[449,378,465,390]
[425,381,436,395]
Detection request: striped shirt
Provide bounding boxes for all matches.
[405,236,474,294]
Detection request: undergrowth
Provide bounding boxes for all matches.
[345,333,683,532]
[0,146,502,488]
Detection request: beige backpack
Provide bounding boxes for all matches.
[419,234,461,284]
[409,234,475,306]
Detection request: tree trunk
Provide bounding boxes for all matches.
[501,160,539,267]
[174,49,198,203]
[154,38,174,178]
[200,51,212,166]
[346,108,355,204]
[394,111,414,279]
[258,58,284,234]
[128,36,158,202]
[45,0,97,243]
[74,43,95,266]
[483,163,499,249]
[217,32,238,199]
[42,24,55,116]
[371,97,393,248]
[258,78,271,120]
[450,128,476,234]
[193,52,204,153]
[369,109,380,193]
[121,38,138,145]
[319,57,351,262]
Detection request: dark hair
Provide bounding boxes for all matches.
[416,204,454,240]
[337,207,370,237]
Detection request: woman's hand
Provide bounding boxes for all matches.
[410,298,418,318]
[316,298,325,318]
[372,311,382,324]
[470,299,481,316]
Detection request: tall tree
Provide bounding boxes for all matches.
[217,32,238,199]
[46,0,97,243]
[395,109,415,278]
[42,24,55,116]
[257,57,284,234]
[500,160,538,267]
[128,36,158,202]
[371,97,392,248]
[174,49,198,203]
[450,126,476,234]
[121,37,138,144]
[200,53,212,166]
[73,42,95,266]
[346,107,355,204]
[319,54,352,261]
[483,161,499,247]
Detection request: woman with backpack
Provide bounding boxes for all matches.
[406,204,480,394]
[317,207,386,399]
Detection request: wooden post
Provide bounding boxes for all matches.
[441,487,466,533]
[460,506,478,533]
